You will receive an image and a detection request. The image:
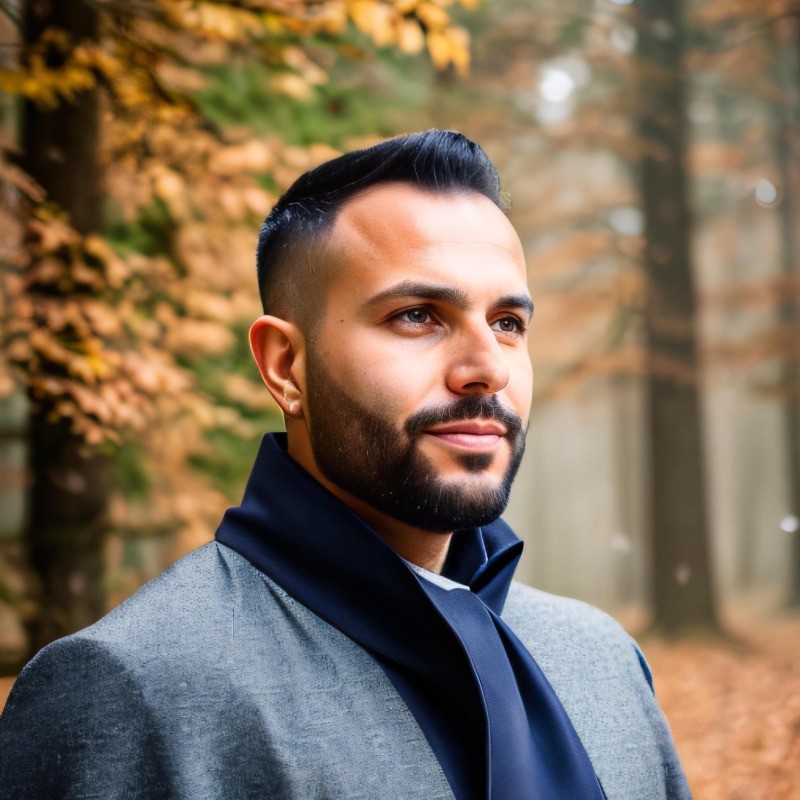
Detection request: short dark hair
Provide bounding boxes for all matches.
[255,129,505,320]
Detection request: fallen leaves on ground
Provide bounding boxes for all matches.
[639,612,800,800]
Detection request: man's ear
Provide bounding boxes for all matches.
[249,315,306,417]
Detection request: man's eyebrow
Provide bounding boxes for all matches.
[360,282,535,320]
[360,281,470,312]
[492,293,535,321]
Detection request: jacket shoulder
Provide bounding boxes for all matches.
[87,541,238,636]
[0,544,244,798]
[9,542,286,689]
[503,580,657,694]
[65,542,274,664]
[504,579,626,629]
[0,634,166,799]
[502,580,645,673]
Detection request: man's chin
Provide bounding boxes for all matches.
[429,470,509,503]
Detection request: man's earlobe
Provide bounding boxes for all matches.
[282,380,303,417]
[249,315,306,416]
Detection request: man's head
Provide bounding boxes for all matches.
[255,130,505,333]
[250,131,533,541]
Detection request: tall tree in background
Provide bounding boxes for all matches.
[1,0,475,656]
[689,0,800,607]
[777,15,800,606]
[421,0,724,618]
[19,0,108,651]
[638,0,718,631]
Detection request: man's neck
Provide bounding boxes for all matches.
[351,504,453,574]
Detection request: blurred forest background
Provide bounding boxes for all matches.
[0,0,799,796]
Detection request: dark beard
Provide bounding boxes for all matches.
[305,359,526,532]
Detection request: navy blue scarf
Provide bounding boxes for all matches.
[216,433,605,800]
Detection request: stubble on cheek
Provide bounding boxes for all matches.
[305,351,526,531]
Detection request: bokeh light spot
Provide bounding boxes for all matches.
[610,21,637,53]
[779,514,799,533]
[609,206,644,236]
[538,67,576,104]
[755,178,778,207]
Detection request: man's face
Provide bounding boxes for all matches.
[302,183,533,532]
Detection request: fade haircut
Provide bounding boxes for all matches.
[255,129,506,330]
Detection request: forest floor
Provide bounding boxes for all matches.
[1,607,798,799]
[636,606,800,800]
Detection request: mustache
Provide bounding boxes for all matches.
[404,394,524,439]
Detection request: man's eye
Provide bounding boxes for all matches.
[492,316,525,334]
[400,308,432,324]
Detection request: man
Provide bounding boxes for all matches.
[0,130,691,799]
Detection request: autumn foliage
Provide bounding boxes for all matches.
[0,0,477,547]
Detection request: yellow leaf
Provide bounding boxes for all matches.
[0,360,15,397]
[223,373,279,412]
[208,140,275,176]
[394,0,422,14]
[152,168,190,221]
[416,2,451,30]
[0,159,45,202]
[270,73,314,100]
[426,29,452,70]
[349,0,397,46]
[307,1,349,35]
[83,300,123,337]
[164,319,236,358]
[398,18,425,54]
[426,26,470,74]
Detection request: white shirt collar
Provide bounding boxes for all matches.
[403,559,471,592]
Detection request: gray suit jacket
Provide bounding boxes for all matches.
[0,542,691,799]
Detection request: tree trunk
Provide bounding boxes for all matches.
[638,0,719,632]
[777,17,800,607]
[21,0,110,655]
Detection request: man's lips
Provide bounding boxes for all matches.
[423,420,507,451]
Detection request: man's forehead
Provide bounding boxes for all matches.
[324,182,526,280]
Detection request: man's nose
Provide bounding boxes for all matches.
[445,320,510,396]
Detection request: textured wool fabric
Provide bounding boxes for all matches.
[0,434,692,800]
[0,544,690,799]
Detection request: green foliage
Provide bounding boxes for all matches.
[105,200,176,259]
[190,320,282,497]
[112,441,153,501]
[194,53,429,147]
[560,16,590,48]
[188,427,267,499]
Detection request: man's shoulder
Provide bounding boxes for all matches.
[3,540,329,725]
[80,541,249,645]
[504,579,627,636]
[17,542,275,679]
[502,580,652,687]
